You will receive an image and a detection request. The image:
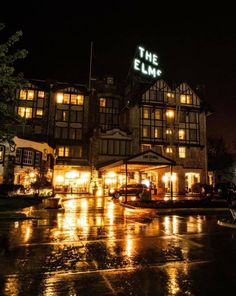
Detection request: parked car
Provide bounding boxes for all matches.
[108,183,150,199]
[214,182,236,198]
[191,183,214,197]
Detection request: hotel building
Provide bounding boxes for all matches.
[0,77,208,196]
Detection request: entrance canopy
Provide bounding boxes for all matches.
[97,150,176,172]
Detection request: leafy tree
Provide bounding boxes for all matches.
[207,137,234,171]
[0,23,28,143]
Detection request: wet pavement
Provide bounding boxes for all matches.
[0,195,236,295]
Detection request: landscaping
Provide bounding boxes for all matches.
[0,197,42,212]
[125,198,229,209]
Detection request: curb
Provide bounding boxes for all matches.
[217,219,236,229]
[119,203,228,214]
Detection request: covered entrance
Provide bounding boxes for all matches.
[97,150,176,201]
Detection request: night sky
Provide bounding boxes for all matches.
[1,2,236,150]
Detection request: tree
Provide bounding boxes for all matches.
[0,23,28,143]
[207,137,234,171]
[207,137,235,183]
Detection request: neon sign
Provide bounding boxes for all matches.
[133,46,162,78]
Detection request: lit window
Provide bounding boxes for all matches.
[100,98,106,107]
[179,147,186,158]
[57,93,63,104]
[155,110,161,120]
[18,107,32,118]
[178,129,185,140]
[166,110,174,118]
[143,108,149,119]
[143,127,148,137]
[166,129,172,135]
[63,94,70,104]
[57,146,71,157]
[28,90,34,100]
[166,147,173,154]
[36,109,43,117]
[167,92,175,98]
[0,146,4,162]
[58,147,64,157]
[38,91,44,98]
[180,94,192,104]
[77,95,84,105]
[62,111,68,121]
[19,90,27,100]
[154,127,159,138]
[65,147,69,157]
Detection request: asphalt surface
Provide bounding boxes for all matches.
[0,195,235,295]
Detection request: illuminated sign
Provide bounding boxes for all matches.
[133,46,162,78]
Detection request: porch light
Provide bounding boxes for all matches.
[162,175,168,182]
[166,110,174,118]
[170,174,177,182]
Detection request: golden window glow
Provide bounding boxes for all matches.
[143,108,149,119]
[58,147,69,157]
[18,107,32,118]
[36,109,43,116]
[143,127,148,137]
[166,129,172,135]
[166,147,173,154]
[155,110,161,120]
[178,129,185,140]
[180,94,192,104]
[167,92,175,98]
[166,110,174,118]
[38,91,44,98]
[154,127,159,138]
[19,90,27,100]
[63,94,70,104]
[28,90,34,100]
[179,147,186,158]
[71,94,84,105]
[58,147,64,157]
[100,98,106,107]
[57,93,63,103]
[65,147,69,157]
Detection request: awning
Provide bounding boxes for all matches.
[97,150,176,172]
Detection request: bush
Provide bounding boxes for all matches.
[0,184,24,196]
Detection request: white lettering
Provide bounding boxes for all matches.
[148,65,156,78]
[134,59,141,71]
[138,46,145,58]
[152,54,158,66]
[133,45,162,78]
[141,62,148,74]
[156,69,162,76]
[145,50,152,62]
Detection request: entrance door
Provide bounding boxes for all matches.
[185,173,200,192]
[162,172,177,193]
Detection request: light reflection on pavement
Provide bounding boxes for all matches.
[0,195,235,295]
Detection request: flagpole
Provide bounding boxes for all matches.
[88,41,93,91]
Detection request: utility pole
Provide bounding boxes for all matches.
[88,41,93,91]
